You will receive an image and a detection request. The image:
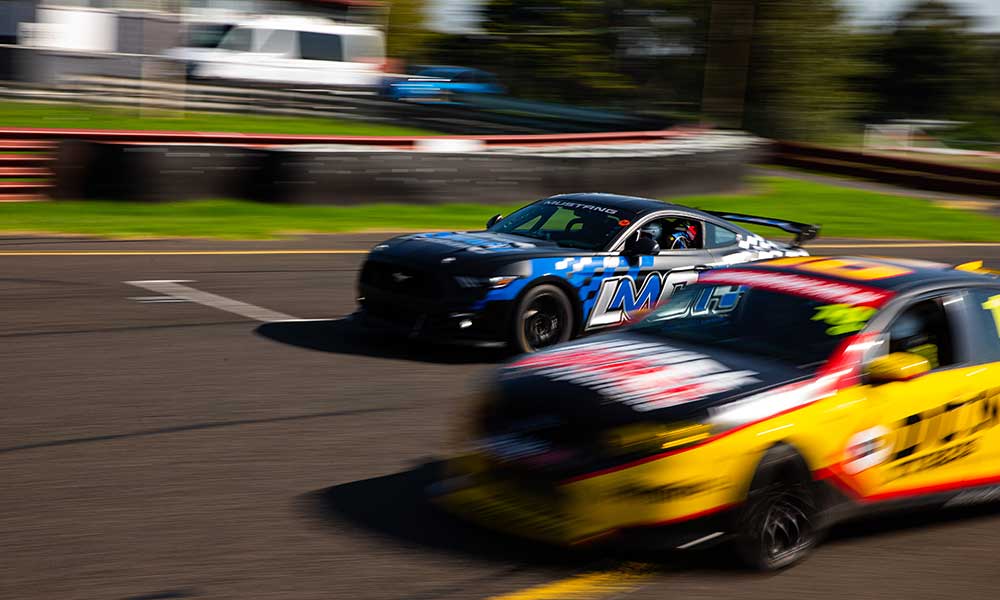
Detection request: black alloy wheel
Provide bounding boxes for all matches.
[513,284,573,353]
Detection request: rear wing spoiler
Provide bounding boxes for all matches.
[706,211,821,248]
[955,261,1000,276]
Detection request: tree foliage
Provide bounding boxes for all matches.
[742,0,870,140]
[870,0,982,120]
[386,0,442,60]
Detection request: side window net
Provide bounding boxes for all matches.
[886,297,956,369]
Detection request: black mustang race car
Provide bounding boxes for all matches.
[356,193,819,353]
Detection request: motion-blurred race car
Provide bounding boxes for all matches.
[355,193,818,353]
[380,66,505,102]
[429,257,1000,569]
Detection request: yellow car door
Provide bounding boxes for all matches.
[849,291,1000,502]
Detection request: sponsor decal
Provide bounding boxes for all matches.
[698,269,893,307]
[609,479,728,503]
[404,232,532,253]
[505,339,760,412]
[843,426,893,475]
[842,387,1000,481]
[542,199,619,214]
[690,285,745,316]
[764,257,914,281]
[812,304,877,336]
[587,271,699,328]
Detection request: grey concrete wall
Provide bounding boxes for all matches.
[257,148,754,204]
[53,140,760,203]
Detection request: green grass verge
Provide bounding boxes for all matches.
[0,101,436,136]
[1,176,997,240]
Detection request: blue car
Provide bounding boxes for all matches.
[381,67,505,102]
[355,193,819,353]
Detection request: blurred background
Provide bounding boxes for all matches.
[1,0,999,143]
[2,0,1000,209]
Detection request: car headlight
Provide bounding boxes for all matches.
[602,423,712,457]
[454,275,520,289]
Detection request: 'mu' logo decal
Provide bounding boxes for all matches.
[587,271,698,328]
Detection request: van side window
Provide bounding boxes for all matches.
[219,27,252,52]
[967,288,1000,363]
[260,29,295,55]
[299,32,343,62]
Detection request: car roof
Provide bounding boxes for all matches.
[737,256,998,293]
[542,193,691,217]
[235,16,382,36]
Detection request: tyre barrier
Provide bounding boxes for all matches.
[52,131,764,204]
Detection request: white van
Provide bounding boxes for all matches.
[181,16,386,88]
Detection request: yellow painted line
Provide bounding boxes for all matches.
[487,565,653,600]
[812,242,1000,249]
[0,249,368,256]
[0,242,995,256]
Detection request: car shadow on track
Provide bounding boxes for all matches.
[255,318,505,364]
[826,501,1000,545]
[304,462,1000,574]
[301,462,722,573]
[300,462,594,567]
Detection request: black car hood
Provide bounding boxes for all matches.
[489,332,812,434]
[371,231,580,266]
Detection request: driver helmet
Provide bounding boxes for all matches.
[639,222,662,240]
[669,223,697,249]
[676,223,697,241]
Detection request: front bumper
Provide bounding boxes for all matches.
[428,454,738,550]
[356,295,514,348]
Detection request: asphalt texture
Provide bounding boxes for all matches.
[3,234,1000,600]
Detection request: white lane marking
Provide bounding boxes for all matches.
[676,531,724,549]
[126,280,300,322]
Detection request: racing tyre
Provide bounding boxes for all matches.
[511,284,573,353]
[734,450,820,571]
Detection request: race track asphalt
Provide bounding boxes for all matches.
[2,235,1000,600]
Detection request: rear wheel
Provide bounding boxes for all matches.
[511,284,573,353]
[733,448,821,570]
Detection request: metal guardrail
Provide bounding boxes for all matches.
[772,141,1000,198]
[0,75,668,135]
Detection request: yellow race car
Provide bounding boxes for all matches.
[429,256,1000,569]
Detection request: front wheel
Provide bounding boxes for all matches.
[736,480,820,571]
[511,284,573,353]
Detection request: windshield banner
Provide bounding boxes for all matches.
[698,269,894,308]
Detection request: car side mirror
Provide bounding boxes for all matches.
[867,352,931,384]
[624,235,660,257]
[486,214,504,229]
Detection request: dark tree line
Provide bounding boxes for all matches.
[400,0,1000,141]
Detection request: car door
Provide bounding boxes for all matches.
[961,286,1000,470]
[585,212,710,329]
[849,291,999,501]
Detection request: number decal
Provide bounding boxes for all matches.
[812,303,877,335]
[983,294,1000,337]
[765,257,913,281]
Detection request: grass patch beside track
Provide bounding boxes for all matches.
[1,176,998,240]
[0,101,437,136]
